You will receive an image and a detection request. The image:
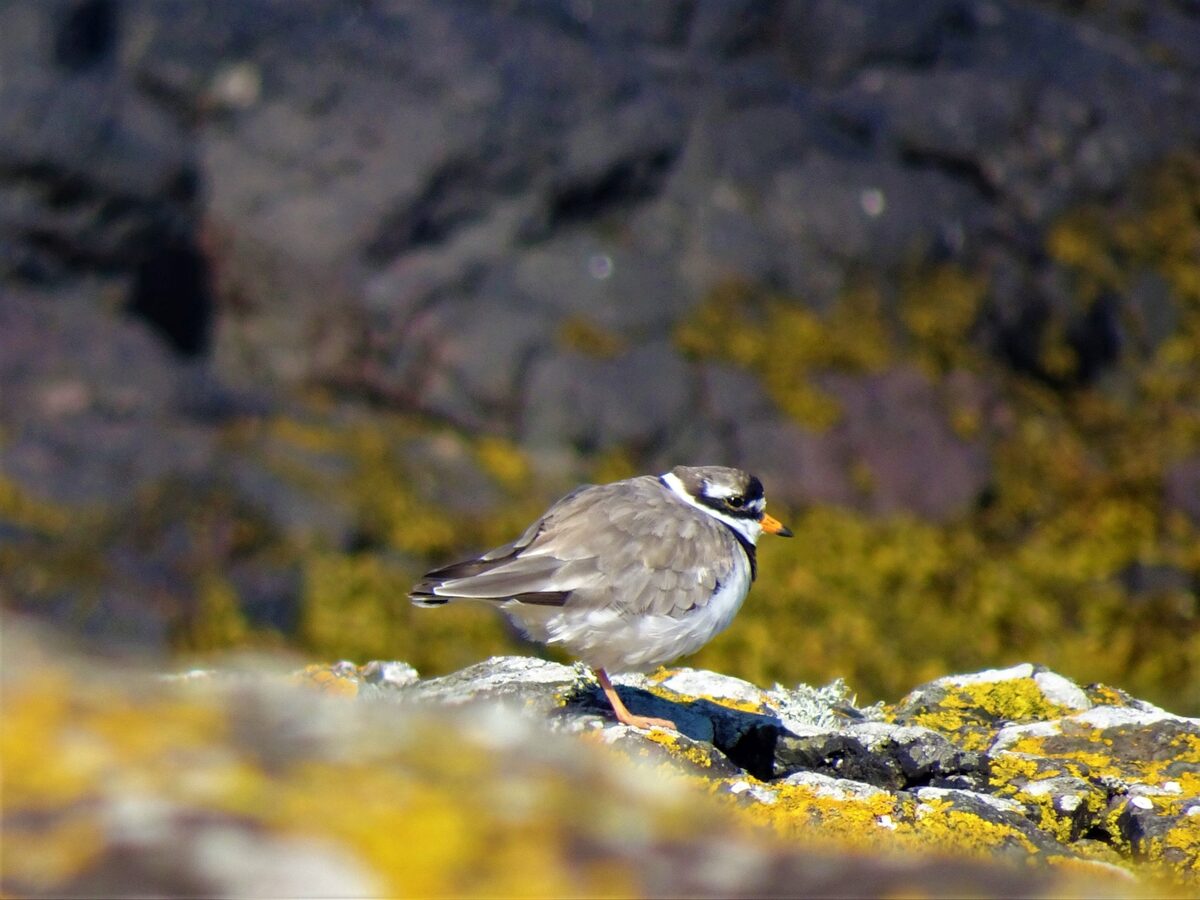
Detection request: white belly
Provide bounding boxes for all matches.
[506,547,753,673]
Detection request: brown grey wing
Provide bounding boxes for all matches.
[525,476,737,617]
[476,484,592,562]
[413,555,599,602]
[410,484,601,603]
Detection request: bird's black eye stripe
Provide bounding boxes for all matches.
[697,491,759,520]
[745,476,764,502]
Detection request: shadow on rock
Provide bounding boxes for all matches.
[570,683,785,780]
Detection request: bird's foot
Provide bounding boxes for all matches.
[614,710,677,731]
[594,667,677,731]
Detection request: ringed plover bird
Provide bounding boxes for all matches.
[411,465,792,731]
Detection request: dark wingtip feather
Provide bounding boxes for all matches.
[409,586,449,607]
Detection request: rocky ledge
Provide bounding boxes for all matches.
[346,656,1200,881]
[4,624,1197,896]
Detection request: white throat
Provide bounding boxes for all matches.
[660,471,763,545]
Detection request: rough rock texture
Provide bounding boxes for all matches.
[2,621,1164,898]
[335,654,1199,884]
[5,0,1200,495]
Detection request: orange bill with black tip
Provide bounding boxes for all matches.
[760,513,793,537]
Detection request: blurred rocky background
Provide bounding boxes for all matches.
[2,0,1199,714]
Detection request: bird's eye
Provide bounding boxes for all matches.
[728,495,745,508]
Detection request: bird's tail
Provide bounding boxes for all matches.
[409,580,450,607]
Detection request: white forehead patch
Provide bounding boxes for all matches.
[703,481,739,499]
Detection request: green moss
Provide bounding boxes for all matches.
[589,447,641,486]
[0,476,72,536]
[174,572,252,652]
[675,280,890,429]
[557,316,627,359]
[258,414,566,670]
[474,436,532,493]
[899,264,985,374]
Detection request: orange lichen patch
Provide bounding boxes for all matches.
[1161,818,1200,874]
[633,729,734,777]
[292,663,361,697]
[1086,684,1137,708]
[640,730,719,770]
[987,711,1200,862]
[988,754,1108,844]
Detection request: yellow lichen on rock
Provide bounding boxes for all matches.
[0,474,72,536]
[675,280,891,430]
[558,316,628,359]
[899,264,986,374]
[292,663,361,696]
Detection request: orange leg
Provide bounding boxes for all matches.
[595,667,676,731]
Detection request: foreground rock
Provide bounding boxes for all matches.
[4,621,1194,897]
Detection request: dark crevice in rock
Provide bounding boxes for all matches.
[55,0,118,73]
[2,156,202,287]
[897,146,1001,202]
[989,287,1124,389]
[127,233,215,358]
[773,733,906,789]
[771,729,987,791]
[1066,291,1124,383]
[821,108,880,151]
[544,146,678,230]
[363,160,493,264]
